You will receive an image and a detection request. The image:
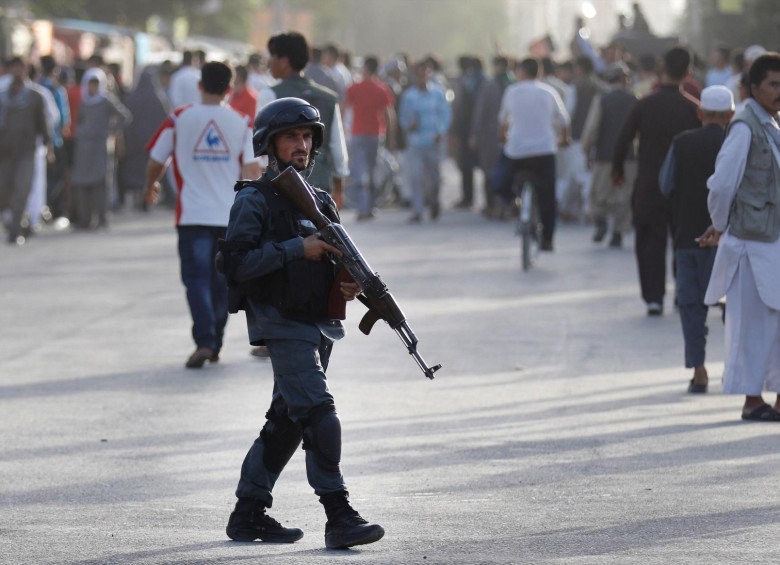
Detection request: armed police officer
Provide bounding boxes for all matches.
[220,97,385,549]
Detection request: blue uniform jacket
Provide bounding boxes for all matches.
[224,171,345,346]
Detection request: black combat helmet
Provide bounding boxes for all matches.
[252,97,325,157]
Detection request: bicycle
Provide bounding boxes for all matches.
[344,146,402,210]
[372,146,401,208]
[514,175,543,271]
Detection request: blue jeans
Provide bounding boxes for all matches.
[177,225,228,352]
[675,247,716,368]
[235,336,346,506]
[349,135,380,215]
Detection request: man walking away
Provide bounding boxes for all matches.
[581,62,636,248]
[612,46,700,316]
[659,85,734,393]
[145,62,261,368]
[343,55,396,220]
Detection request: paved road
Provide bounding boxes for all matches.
[2,171,779,564]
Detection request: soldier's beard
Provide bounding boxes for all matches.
[276,153,309,172]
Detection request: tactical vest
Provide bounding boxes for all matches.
[727,104,780,242]
[225,177,340,322]
[272,76,338,192]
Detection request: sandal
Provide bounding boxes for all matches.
[687,379,707,393]
[741,404,780,422]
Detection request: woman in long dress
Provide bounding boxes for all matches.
[71,67,131,229]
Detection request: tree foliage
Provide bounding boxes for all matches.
[16,0,518,63]
[282,0,510,63]
[684,0,780,55]
[21,0,261,41]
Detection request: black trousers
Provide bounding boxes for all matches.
[456,141,477,204]
[634,218,672,304]
[494,153,557,243]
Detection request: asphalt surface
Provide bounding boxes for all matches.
[2,167,780,564]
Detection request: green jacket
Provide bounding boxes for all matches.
[273,76,340,192]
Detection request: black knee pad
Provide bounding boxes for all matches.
[260,410,303,474]
[302,404,342,473]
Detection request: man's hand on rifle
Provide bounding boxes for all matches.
[340,281,361,301]
[303,234,341,261]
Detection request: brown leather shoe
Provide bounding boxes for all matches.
[186,347,215,369]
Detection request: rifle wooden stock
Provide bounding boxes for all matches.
[271,166,331,230]
[270,166,441,379]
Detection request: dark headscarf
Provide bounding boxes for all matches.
[117,67,172,191]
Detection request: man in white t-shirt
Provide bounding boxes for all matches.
[495,57,570,250]
[168,50,203,108]
[247,52,277,93]
[145,61,262,368]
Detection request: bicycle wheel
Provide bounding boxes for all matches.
[519,182,538,271]
[373,147,400,208]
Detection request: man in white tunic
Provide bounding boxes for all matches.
[701,53,780,421]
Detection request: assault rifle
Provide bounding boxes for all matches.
[272,166,441,380]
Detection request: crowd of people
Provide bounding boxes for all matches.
[0,30,771,247]
[2,22,779,422]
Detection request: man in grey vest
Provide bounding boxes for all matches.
[700,53,780,421]
[257,32,349,208]
[581,62,636,248]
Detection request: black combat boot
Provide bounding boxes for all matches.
[319,490,384,549]
[226,497,304,543]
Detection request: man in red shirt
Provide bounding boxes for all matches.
[343,56,396,220]
[229,65,259,120]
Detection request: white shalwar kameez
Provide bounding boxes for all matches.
[705,101,780,395]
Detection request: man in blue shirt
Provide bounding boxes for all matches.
[399,62,451,223]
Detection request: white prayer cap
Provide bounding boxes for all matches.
[744,44,767,63]
[700,85,735,112]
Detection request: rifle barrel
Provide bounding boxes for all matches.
[395,322,441,380]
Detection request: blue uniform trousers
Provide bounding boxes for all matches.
[234,335,346,507]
